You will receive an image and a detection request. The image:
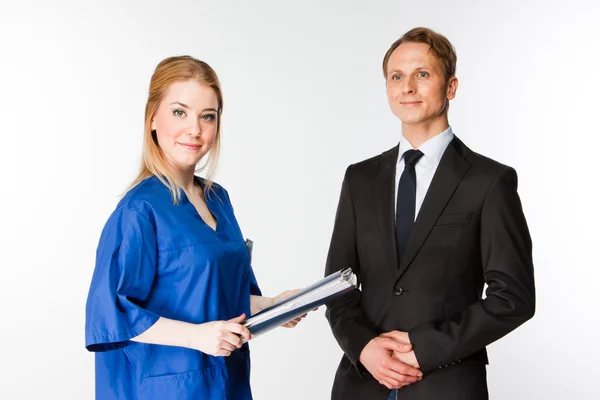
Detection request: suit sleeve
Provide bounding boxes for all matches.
[324,167,378,370]
[409,167,536,373]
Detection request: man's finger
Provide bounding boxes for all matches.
[380,369,418,389]
[388,358,422,378]
[378,378,395,390]
[381,337,412,353]
[381,362,420,383]
[381,330,410,344]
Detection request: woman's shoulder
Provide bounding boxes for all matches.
[202,179,232,206]
[114,176,170,220]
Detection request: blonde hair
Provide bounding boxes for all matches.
[382,27,457,82]
[128,55,223,203]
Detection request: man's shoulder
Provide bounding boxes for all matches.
[452,137,516,177]
[465,149,516,177]
[346,145,397,176]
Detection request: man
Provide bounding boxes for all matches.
[324,27,535,400]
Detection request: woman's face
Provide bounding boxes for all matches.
[152,80,219,172]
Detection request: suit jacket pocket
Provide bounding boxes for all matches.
[435,212,473,226]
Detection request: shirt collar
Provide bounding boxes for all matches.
[398,126,455,167]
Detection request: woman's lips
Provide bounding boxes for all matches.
[177,142,201,151]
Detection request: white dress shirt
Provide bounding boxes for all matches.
[395,126,455,219]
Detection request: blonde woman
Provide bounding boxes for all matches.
[85,56,302,399]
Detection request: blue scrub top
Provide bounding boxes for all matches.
[85,176,261,399]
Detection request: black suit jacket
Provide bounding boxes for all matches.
[324,137,535,400]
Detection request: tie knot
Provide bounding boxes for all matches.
[403,149,424,166]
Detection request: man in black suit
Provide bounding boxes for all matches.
[324,27,535,400]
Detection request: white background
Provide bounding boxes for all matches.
[1,0,598,399]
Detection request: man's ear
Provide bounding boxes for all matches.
[446,76,458,100]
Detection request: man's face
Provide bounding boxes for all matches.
[385,42,457,127]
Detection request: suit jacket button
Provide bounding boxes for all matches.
[393,286,403,296]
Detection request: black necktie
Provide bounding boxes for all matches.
[395,149,424,265]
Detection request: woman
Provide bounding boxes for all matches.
[85,56,303,399]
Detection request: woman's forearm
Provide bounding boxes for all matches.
[131,317,194,348]
[130,314,250,357]
[250,295,274,315]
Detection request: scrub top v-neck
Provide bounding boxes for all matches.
[85,176,261,399]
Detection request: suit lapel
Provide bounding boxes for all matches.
[397,137,471,278]
[373,145,400,276]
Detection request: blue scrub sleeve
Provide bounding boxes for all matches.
[85,206,160,352]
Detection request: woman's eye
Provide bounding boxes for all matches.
[173,109,186,117]
[202,114,216,121]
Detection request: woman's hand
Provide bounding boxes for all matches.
[188,314,251,356]
[271,289,316,328]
